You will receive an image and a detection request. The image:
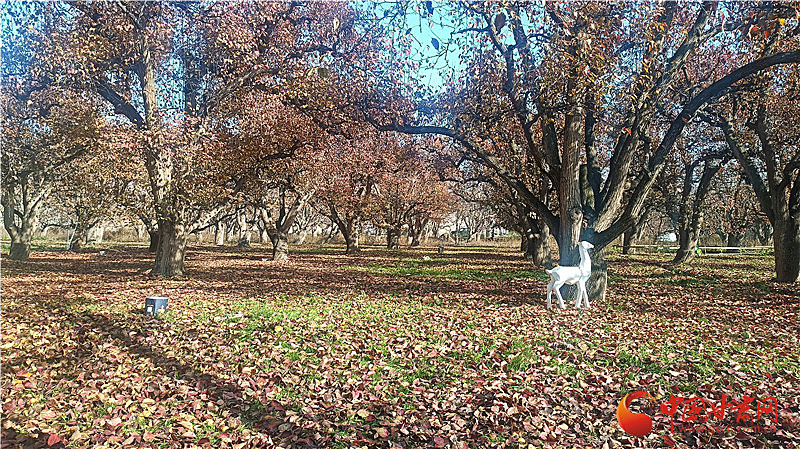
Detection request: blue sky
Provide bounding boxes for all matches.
[367,1,466,92]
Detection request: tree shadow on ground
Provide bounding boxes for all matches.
[2,295,405,448]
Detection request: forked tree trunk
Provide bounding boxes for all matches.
[272,231,289,262]
[5,217,36,260]
[409,216,428,247]
[410,231,422,247]
[673,159,722,265]
[152,220,187,277]
[261,189,313,262]
[237,209,251,248]
[719,112,799,283]
[9,231,33,260]
[386,229,400,249]
[214,222,225,246]
[331,210,361,255]
[726,232,744,253]
[70,224,89,251]
[345,231,360,254]
[3,187,44,261]
[674,228,700,264]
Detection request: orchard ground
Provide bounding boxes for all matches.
[1,244,799,448]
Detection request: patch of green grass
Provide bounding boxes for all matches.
[294,246,338,254]
[502,339,536,372]
[233,298,323,341]
[196,421,220,446]
[608,272,624,283]
[773,353,800,373]
[556,363,579,378]
[1,238,73,252]
[344,262,549,282]
[406,359,438,381]
[663,276,716,287]
[616,349,666,374]
[507,350,533,371]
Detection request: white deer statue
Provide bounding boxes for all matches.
[546,241,594,309]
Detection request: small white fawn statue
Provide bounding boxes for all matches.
[546,241,594,309]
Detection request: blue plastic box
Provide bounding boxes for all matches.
[145,296,168,316]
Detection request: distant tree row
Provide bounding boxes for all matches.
[2,1,798,289]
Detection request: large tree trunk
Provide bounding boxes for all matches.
[409,216,428,247]
[214,222,226,246]
[386,229,400,249]
[410,231,422,247]
[719,111,798,283]
[9,236,32,260]
[622,229,635,255]
[726,232,744,253]
[237,209,251,248]
[674,227,700,264]
[4,217,35,260]
[522,218,552,267]
[558,78,585,268]
[148,230,160,252]
[152,220,187,277]
[70,223,89,251]
[344,230,360,254]
[331,209,361,255]
[587,248,608,304]
[673,159,722,265]
[773,212,800,282]
[136,33,190,278]
[3,185,45,261]
[272,231,289,262]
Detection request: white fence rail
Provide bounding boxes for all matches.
[623,244,771,253]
